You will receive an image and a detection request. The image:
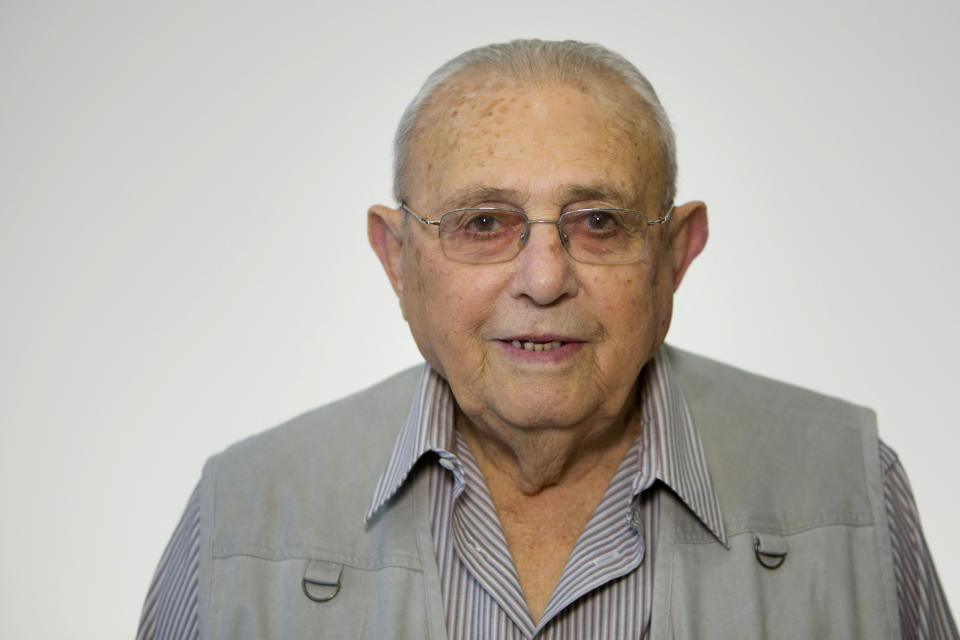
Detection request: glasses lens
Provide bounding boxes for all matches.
[438,209,527,263]
[560,209,648,264]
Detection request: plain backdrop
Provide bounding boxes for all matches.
[2,1,958,636]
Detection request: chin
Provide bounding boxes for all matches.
[494,396,596,431]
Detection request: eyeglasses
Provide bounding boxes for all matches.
[400,202,672,265]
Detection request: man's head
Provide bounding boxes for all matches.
[392,40,678,216]
[369,40,707,436]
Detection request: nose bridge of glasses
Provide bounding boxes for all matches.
[521,217,570,246]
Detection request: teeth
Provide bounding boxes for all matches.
[510,340,564,351]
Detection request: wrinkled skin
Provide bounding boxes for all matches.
[369,75,707,493]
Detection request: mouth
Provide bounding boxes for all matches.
[496,335,584,364]
[508,339,566,352]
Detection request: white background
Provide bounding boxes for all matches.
[2,1,958,636]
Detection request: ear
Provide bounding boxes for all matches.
[367,204,406,297]
[666,200,708,290]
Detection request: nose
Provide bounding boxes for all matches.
[509,220,578,305]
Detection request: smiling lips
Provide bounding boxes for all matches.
[510,339,565,352]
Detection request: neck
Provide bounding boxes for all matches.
[455,390,645,624]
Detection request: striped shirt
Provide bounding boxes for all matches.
[138,352,958,639]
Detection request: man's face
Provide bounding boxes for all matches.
[376,76,697,432]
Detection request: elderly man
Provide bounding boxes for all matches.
[139,40,956,639]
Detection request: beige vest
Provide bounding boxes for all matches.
[196,346,901,638]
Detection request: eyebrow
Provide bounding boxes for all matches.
[437,183,637,212]
[557,184,635,208]
[438,186,525,212]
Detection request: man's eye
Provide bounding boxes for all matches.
[585,210,621,232]
[467,214,499,233]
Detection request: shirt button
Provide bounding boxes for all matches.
[438,457,457,470]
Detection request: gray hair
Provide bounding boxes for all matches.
[392,39,677,212]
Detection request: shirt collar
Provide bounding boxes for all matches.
[641,349,727,545]
[364,347,727,546]
[364,365,455,523]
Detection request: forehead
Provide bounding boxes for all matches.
[408,74,663,211]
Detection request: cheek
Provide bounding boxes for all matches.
[596,267,668,346]
[404,245,495,341]
[596,270,655,313]
[648,265,676,339]
[399,244,440,340]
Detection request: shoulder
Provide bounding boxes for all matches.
[211,365,422,476]
[665,344,873,430]
[664,345,880,531]
[200,365,423,548]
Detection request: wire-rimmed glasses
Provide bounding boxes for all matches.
[400,202,672,265]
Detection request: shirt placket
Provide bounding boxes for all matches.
[537,435,655,633]
[449,431,538,637]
